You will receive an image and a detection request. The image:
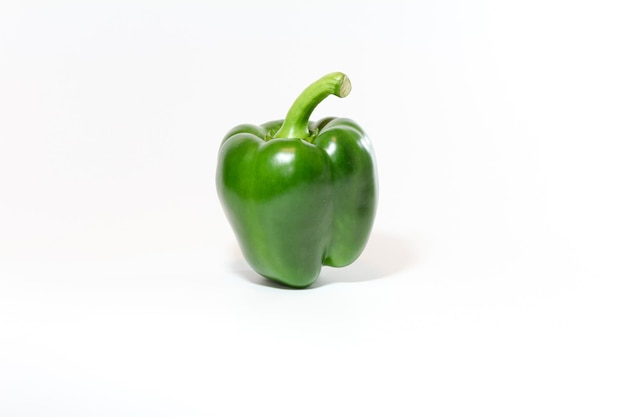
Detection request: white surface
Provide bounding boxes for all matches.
[1,1,625,416]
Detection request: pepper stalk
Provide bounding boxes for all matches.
[273,72,351,140]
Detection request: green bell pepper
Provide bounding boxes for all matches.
[216,72,377,288]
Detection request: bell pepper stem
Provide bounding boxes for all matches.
[274,72,351,140]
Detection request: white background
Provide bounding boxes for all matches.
[1,1,625,415]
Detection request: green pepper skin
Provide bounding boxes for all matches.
[216,73,377,288]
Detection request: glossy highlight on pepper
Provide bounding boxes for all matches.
[216,72,377,288]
